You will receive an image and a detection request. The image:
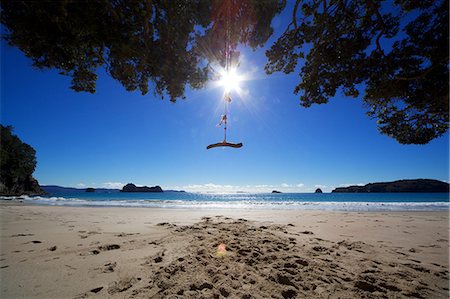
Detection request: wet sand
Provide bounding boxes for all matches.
[0,203,448,298]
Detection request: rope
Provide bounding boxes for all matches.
[223,102,227,141]
[223,1,231,142]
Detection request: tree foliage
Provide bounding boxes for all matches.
[0,125,37,192]
[265,0,449,144]
[1,0,285,101]
[1,0,448,144]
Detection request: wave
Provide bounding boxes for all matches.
[2,196,449,211]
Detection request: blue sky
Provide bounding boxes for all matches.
[1,6,448,193]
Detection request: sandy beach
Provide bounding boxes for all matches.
[0,203,448,298]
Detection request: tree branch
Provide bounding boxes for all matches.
[144,0,153,47]
[293,0,300,29]
[367,0,386,56]
[316,0,328,47]
[396,56,449,81]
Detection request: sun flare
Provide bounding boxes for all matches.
[219,68,241,92]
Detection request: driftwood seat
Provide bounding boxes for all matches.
[206,141,243,150]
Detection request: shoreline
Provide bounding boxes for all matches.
[1,204,448,298]
[1,196,449,212]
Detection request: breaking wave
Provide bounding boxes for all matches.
[1,195,449,211]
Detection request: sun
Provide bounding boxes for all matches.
[218,68,241,92]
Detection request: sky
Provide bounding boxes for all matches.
[1,5,448,193]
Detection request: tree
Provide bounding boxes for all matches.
[265,0,449,144]
[2,1,448,144]
[1,0,285,101]
[0,125,42,195]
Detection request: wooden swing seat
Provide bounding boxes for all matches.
[206,141,243,150]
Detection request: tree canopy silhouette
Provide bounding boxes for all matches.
[0,125,43,195]
[1,0,448,144]
[265,0,449,144]
[1,0,284,100]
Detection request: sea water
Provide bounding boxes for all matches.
[2,191,449,211]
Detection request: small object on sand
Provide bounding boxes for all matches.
[90,287,103,293]
[216,243,227,257]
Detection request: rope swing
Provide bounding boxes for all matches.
[207,2,243,150]
[207,92,242,149]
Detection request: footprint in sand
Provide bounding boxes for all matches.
[94,261,117,273]
[27,240,42,244]
[10,233,34,237]
[300,231,314,235]
[418,244,441,248]
[98,244,120,251]
[89,244,120,255]
[115,232,139,237]
[409,248,423,253]
[107,277,137,294]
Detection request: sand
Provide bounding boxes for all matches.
[0,203,448,298]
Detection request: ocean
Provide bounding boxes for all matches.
[2,191,449,211]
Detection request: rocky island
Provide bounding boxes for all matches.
[332,179,449,193]
[121,183,163,193]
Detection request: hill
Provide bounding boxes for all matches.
[332,179,449,193]
[41,186,120,195]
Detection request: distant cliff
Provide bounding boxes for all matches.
[0,125,44,196]
[41,186,120,194]
[332,179,449,193]
[40,185,183,195]
[121,183,163,193]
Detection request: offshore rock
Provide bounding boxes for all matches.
[121,183,163,193]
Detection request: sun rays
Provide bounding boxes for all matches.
[209,64,252,101]
[218,68,242,93]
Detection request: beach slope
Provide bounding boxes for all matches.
[0,204,448,298]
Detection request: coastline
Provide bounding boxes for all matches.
[2,192,449,211]
[1,203,448,298]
